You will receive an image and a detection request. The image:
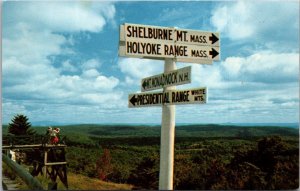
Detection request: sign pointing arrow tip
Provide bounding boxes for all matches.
[130,95,137,106]
[209,48,219,59]
[209,33,219,44]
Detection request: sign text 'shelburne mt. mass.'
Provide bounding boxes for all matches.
[125,24,220,46]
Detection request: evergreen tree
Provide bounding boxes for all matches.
[8,114,36,136]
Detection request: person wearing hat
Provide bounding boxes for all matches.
[51,128,60,145]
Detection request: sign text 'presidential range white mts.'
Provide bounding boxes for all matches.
[128,87,207,108]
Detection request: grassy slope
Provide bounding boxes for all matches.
[35,172,132,190]
[8,171,132,190]
[3,163,132,190]
[67,172,133,190]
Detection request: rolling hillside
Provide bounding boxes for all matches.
[3,123,297,137]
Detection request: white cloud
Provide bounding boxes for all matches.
[211,1,253,39]
[2,101,28,121]
[2,1,119,108]
[94,76,119,90]
[81,59,102,70]
[191,65,224,89]
[61,60,78,73]
[211,1,299,44]
[221,52,299,83]
[82,69,101,78]
[3,26,67,62]
[3,72,120,104]
[3,2,115,33]
[118,58,164,85]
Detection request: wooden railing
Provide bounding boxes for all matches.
[2,135,67,148]
[2,154,44,190]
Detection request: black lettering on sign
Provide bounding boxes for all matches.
[179,72,189,82]
[127,26,132,37]
[190,35,207,44]
[127,41,162,55]
[127,25,174,40]
[191,89,206,95]
[164,44,188,56]
[127,41,137,53]
[194,95,204,101]
[163,92,170,103]
[171,91,190,103]
[191,49,208,58]
[138,27,144,38]
[176,30,188,42]
[129,26,138,38]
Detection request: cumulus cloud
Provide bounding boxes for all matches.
[118,58,164,85]
[61,60,78,73]
[81,59,102,70]
[211,2,253,39]
[3,2,115,33]
[221,52,299,83]
[2,101,28,121]
[211,1,299,50]
[2,1,119,109]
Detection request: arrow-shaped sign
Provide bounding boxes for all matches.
[142,80,148,90]
[141,66,191,92]
[129,87,207,108]
[209,33,219,44]
[130,95,138,106]
[209,48,219,59]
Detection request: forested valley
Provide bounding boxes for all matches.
[3,124,299,189]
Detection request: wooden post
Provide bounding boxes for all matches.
[159,58,176,190]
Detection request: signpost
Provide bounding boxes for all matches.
[141,66,191,92]
[119,22,220,190]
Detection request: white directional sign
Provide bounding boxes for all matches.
[119,23,220,63]
[123,40,220,61]
[141,66,191,92]
[122,23,220,46]
[128,87,207,108]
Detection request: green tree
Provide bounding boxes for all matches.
[8,114,36,136]
[128,154,159,189]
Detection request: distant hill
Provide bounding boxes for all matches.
[1,124,292,138]
[2,123,298,138]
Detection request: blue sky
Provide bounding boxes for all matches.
[2,1,299,125]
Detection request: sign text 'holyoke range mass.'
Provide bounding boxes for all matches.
[119,23,220,63]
